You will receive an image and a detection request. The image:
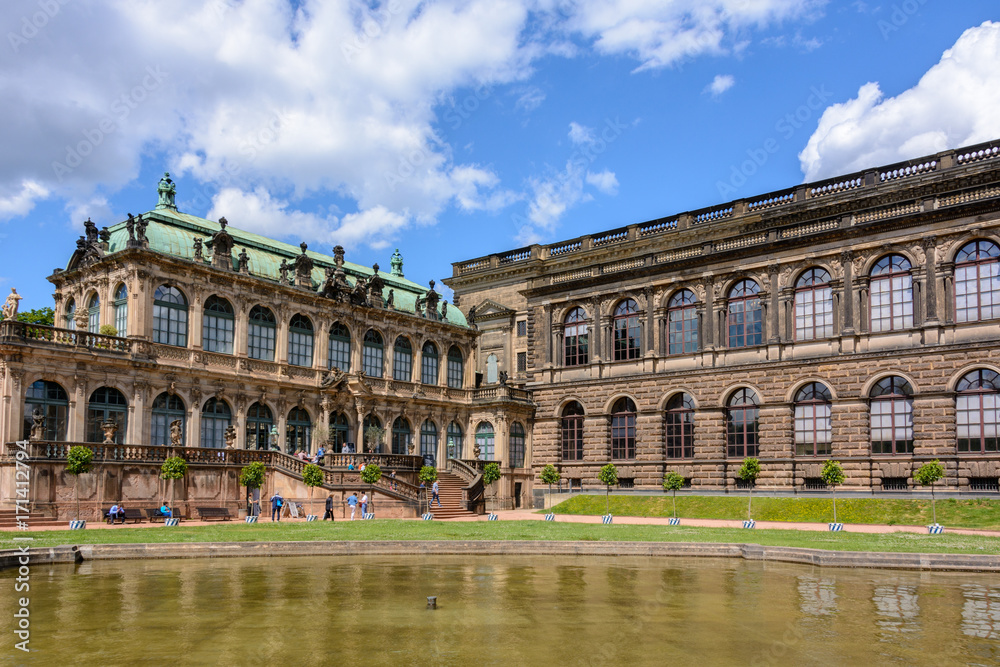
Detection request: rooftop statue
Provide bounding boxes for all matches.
[2,288,23,321]
[156,172,177,210]
[390,248,404,277]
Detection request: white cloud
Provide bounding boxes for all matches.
[586,169,619,195]
[0,180,49,220]
[515,162,618,245]
[705,74,735,97]
[568,122,596,145]
[800,21,1000,181]
[514,86,546,112]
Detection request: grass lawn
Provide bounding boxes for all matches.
[550,494,1000,529]
[1,520,998,555]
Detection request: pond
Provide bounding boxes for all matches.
[2,555,998,665]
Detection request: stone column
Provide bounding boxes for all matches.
[190,291,204,350]
[589,297,602,362]
[187,399,201,448]
[839,251,854,333]
[644,287,655,356]
[543,304,553,367]
[276,309,289,365]
[857,278,869,333]
[553,323,564,367]
[768,265,780,343]
[701,277,715,349]
[941,263,955,324]
[923,237,939,322]
[315,321,329,370]
[235,306,249,358]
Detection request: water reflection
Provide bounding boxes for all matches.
[962,584,1000,640]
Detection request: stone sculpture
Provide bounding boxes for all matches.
[2,288,23,320]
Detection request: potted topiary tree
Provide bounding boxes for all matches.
[240,461,267,520]
[419,465,438,514]
[913,459,945,531]
[737,457,761,527]
[66,445,94,527]
[160,456,187,520]
[364,425,385,454]
[540,464,561,511]
[482,462,501,517]
[820,460,846,530]
[361,463,382,516]
[302,463,324,520]
[598,463,618,520]
[662,471,685,523]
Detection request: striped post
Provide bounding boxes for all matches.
[306,515,318,522]
[487,513,499,521]
[544,514,555,521]
[928,523,944,534]
[363,513,375,520]
[668,517,680,526]
[743,520,756,529]
[245,515,258,524]
[602,514,613,524]
[828,522,844,532]
[164,518,180,527]
[422,513,434,520]
[68,520,86,530]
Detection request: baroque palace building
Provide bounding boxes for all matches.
[446,140,1000,495]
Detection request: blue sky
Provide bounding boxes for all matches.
[1,1,999,311]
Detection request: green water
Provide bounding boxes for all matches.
[2,555,998,665]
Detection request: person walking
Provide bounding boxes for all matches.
[347,492,358,520]
[360,492,369,516]
[323,493,335,521]
[270,491,284,522]
[432,479,442,508]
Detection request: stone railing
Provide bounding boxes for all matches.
[0,321,131,354]
[448,458,486,514]
[472,385,533,404]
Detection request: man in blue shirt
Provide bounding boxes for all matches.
[347,492,358,520]
[270,491,284,522]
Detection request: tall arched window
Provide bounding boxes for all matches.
[510,422,526,468]
[22,380,68,441]
[363,414,383,452]
[564,307,589,366]
[956,369,1000,453]
[328,322,351,372]
[202,296,234,354]
[153,285,188,347]
[667,290,698,355]
[151,392,185,447]
[391,417,411,455]
[610,397,637,459]
[447,346,464,388]
[795,269,833,340]
[246,402,274,450]
[475,422,494,460]
[393,336,413,381]
[87,293,100,333]
[728,280,762,348]
[869,376,914,454]
[200,398,231,449]
[287,314,314,367]
[870,255,913,332]
[421,341,439,384]
[87,387,128,445]
[447,422,463,459]
[794,383,832,456]
[955,240,1000,323]
[726,388,759,458]
[329,412,350,453]
[286,407,312,453]
[248,305,276,361]
[420,420,438,465]
[613,299,641,361]
[665,393,695,459]
[113,284,128,336]
[561,401,585,461]
[64,299,76,330]
[363,329,384,377]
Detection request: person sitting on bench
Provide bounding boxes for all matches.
[109,503,126,524]
[159,503,172,519]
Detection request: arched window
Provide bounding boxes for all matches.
[561,401,585,461]
[487,353,498,384]
[87,387,128,445]
[393,336,413,382]
[613,299,641,361]
[728,280,762,348]
[328,322,351,372]
[794,383,832,456]
[363,329,384,377]
[447,422,463,460]
[64,299,76,330]
[667,290,698,355]
[151,392,185,447]
[447,346,464,388]
[113,284,128,336]
[286,407,312,454]
[22,380,68,441]
[246,402,274,451]
[795,269,833,340]
[200,398,231,449]
[510,422,526,468]
[955,240,1000,323]
[420,420,438,466]
[610,397,637,459]
[287,314,314,367]
[726,388,759,458]
[564,307,590,366]
[363,414,383,452]
[956,369,1000,453]
[87,293,100,333]
[665,393,695,459]
[391,417,411,455]
[869,376,914,454]
[870,255,913,332]
[328,412,350,453]
[202,296,234,354]
[248,306,276,361]
[153,285,188,347]
[475,422,495,460]
[421,341,439,385]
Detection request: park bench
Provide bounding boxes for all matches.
[145,508,181,522]
[104,507,144,524]
[195,507,232,521]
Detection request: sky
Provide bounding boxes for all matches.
[1,0,999,311]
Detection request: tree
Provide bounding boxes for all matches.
[737,457,761,520]
[302,463,324,517]
[419,466,438,513]
[240,461,267,516]
[98,324,118,337]
[820,460,846,523]
[160,456,188,513]
[482,462,501,511]
[662,471,685,519]
[65,445,93,520]
[913,459,946,525]
[364,425,385,453]
[540,464,561,508]
[17,307,54,326]
[598,463,618,515]
[361,463,382,513]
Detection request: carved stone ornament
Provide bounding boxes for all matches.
[30,408,45,441]
[169,419,183,446]
[101,419,119,444]
[224,424,238,450]
[2,288,23,321]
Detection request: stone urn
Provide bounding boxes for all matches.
[473,444,482,460]
[101,419,119,444]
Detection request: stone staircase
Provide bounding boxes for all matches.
[426,471,477,520]
[0,508,63,529]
